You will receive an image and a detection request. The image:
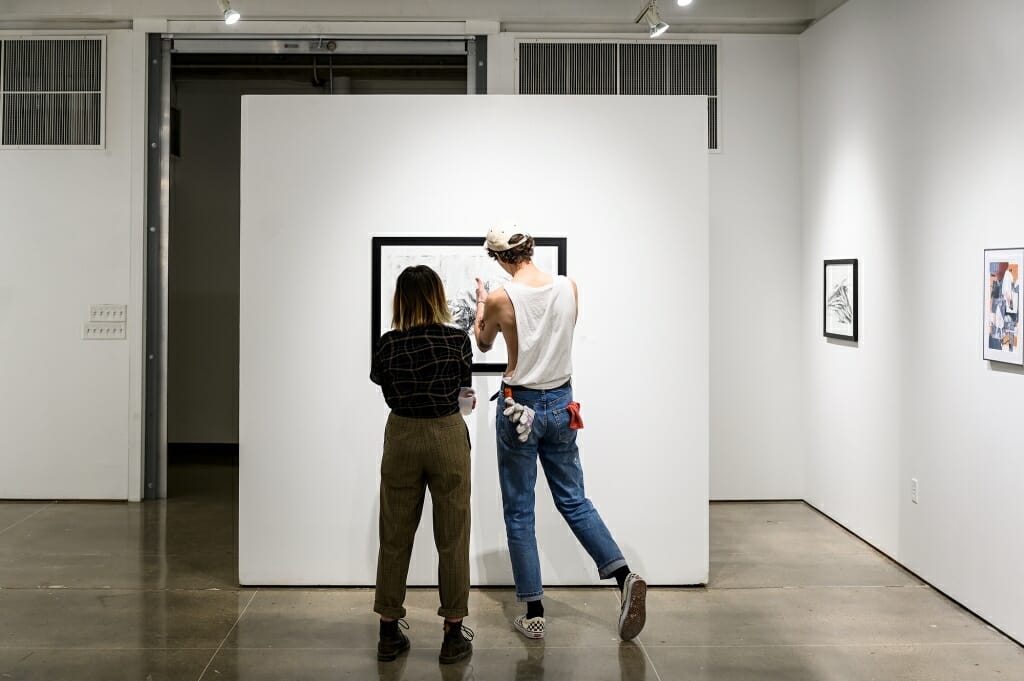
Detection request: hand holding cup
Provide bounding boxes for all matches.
[459,388,477,415]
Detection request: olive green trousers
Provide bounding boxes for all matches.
[374,411,471,620]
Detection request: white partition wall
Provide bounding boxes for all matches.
[801,0,1024,643]
[239,95,709,586]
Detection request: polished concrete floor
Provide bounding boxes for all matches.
[0,458,1021,680]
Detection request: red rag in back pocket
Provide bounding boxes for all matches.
[567,401,584,430]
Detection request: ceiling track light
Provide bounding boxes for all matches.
[217,0,241,25]
[635,1,670,39]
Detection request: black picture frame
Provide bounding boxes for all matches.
[371,236,568,373]
[823,258,858,341]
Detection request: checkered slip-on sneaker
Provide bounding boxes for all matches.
[618,573,647,641]
[513,615,546,639]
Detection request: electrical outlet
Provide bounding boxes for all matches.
[83,322,126,340]
[90,304,127,322]
[910,478,919,504]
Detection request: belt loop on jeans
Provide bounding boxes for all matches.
[489,381,509,402]
[490,380,516,402]
[491,379,570,401]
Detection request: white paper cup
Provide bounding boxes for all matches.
[458,387,476,415]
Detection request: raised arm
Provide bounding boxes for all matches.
[474,277,502,353]
[569,277,579,323]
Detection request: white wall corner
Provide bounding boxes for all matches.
[126,24,156,502]
[466,19,500,35]
[132,18,169,34]
[487,32,517,94]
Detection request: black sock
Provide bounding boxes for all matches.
[380,619,399,636]
[613,566,631,591]
[526,600,544,619]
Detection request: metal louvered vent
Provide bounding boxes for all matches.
[518,40,719,150]
[1,37,105,148]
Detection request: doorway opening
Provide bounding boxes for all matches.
[145,35,478,500]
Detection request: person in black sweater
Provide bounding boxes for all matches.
[370,265,475,665]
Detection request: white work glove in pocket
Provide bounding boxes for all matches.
[503,397,536,442]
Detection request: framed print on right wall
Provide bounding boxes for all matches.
[824,259,858,341]
[983,248,1023,365]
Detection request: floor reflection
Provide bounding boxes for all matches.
[618,642,647,681]
[514,642,545,681]
[3,460,1023,681]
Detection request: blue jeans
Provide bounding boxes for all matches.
[496,382,626,602]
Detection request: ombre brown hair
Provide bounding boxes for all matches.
[392,265,452,331]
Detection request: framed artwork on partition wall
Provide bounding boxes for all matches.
[983,248,1023,365]
[371,236,568,373]
[823,259,858,341]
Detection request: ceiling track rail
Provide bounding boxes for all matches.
[170,37,471,55]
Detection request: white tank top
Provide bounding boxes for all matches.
[503,276,575,389]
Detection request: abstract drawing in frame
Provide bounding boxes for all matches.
[823,259,858,341]
[372,236,568,373]
[983,248,1023,365]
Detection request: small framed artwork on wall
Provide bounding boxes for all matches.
[983,248,1023,365]
[823,259,858,341]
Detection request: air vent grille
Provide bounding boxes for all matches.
[1,37,105,148]
[518,40,719,150]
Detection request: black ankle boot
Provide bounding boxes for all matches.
[438,620,474,664]
[377,619,410,662]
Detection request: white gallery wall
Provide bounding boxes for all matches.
[0,25,804,503]
[0,30,139,499]
[801,0,1024,642]
[238,95,709,585]
[707,36,803,500]
[0,0,1019,645]
[490,35,806,501]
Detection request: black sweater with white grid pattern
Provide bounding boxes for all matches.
[371,324,472,418]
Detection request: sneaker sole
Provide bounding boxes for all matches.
[513,622,545,639]
[618,578,647,641]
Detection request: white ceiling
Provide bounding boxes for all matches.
[0,0,852,34]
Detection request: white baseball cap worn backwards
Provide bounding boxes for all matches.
[484,223,531,252]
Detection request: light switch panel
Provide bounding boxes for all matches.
[83,322,126,340]
[90,304,127,323]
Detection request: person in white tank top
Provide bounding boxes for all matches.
[472,223,647,643]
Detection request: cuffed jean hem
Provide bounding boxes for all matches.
[597,557,628,580]
[374,604,406,620]
[437,607,469,619]
[515,591,545,603]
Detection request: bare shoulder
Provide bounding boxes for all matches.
[486,287,512,307]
